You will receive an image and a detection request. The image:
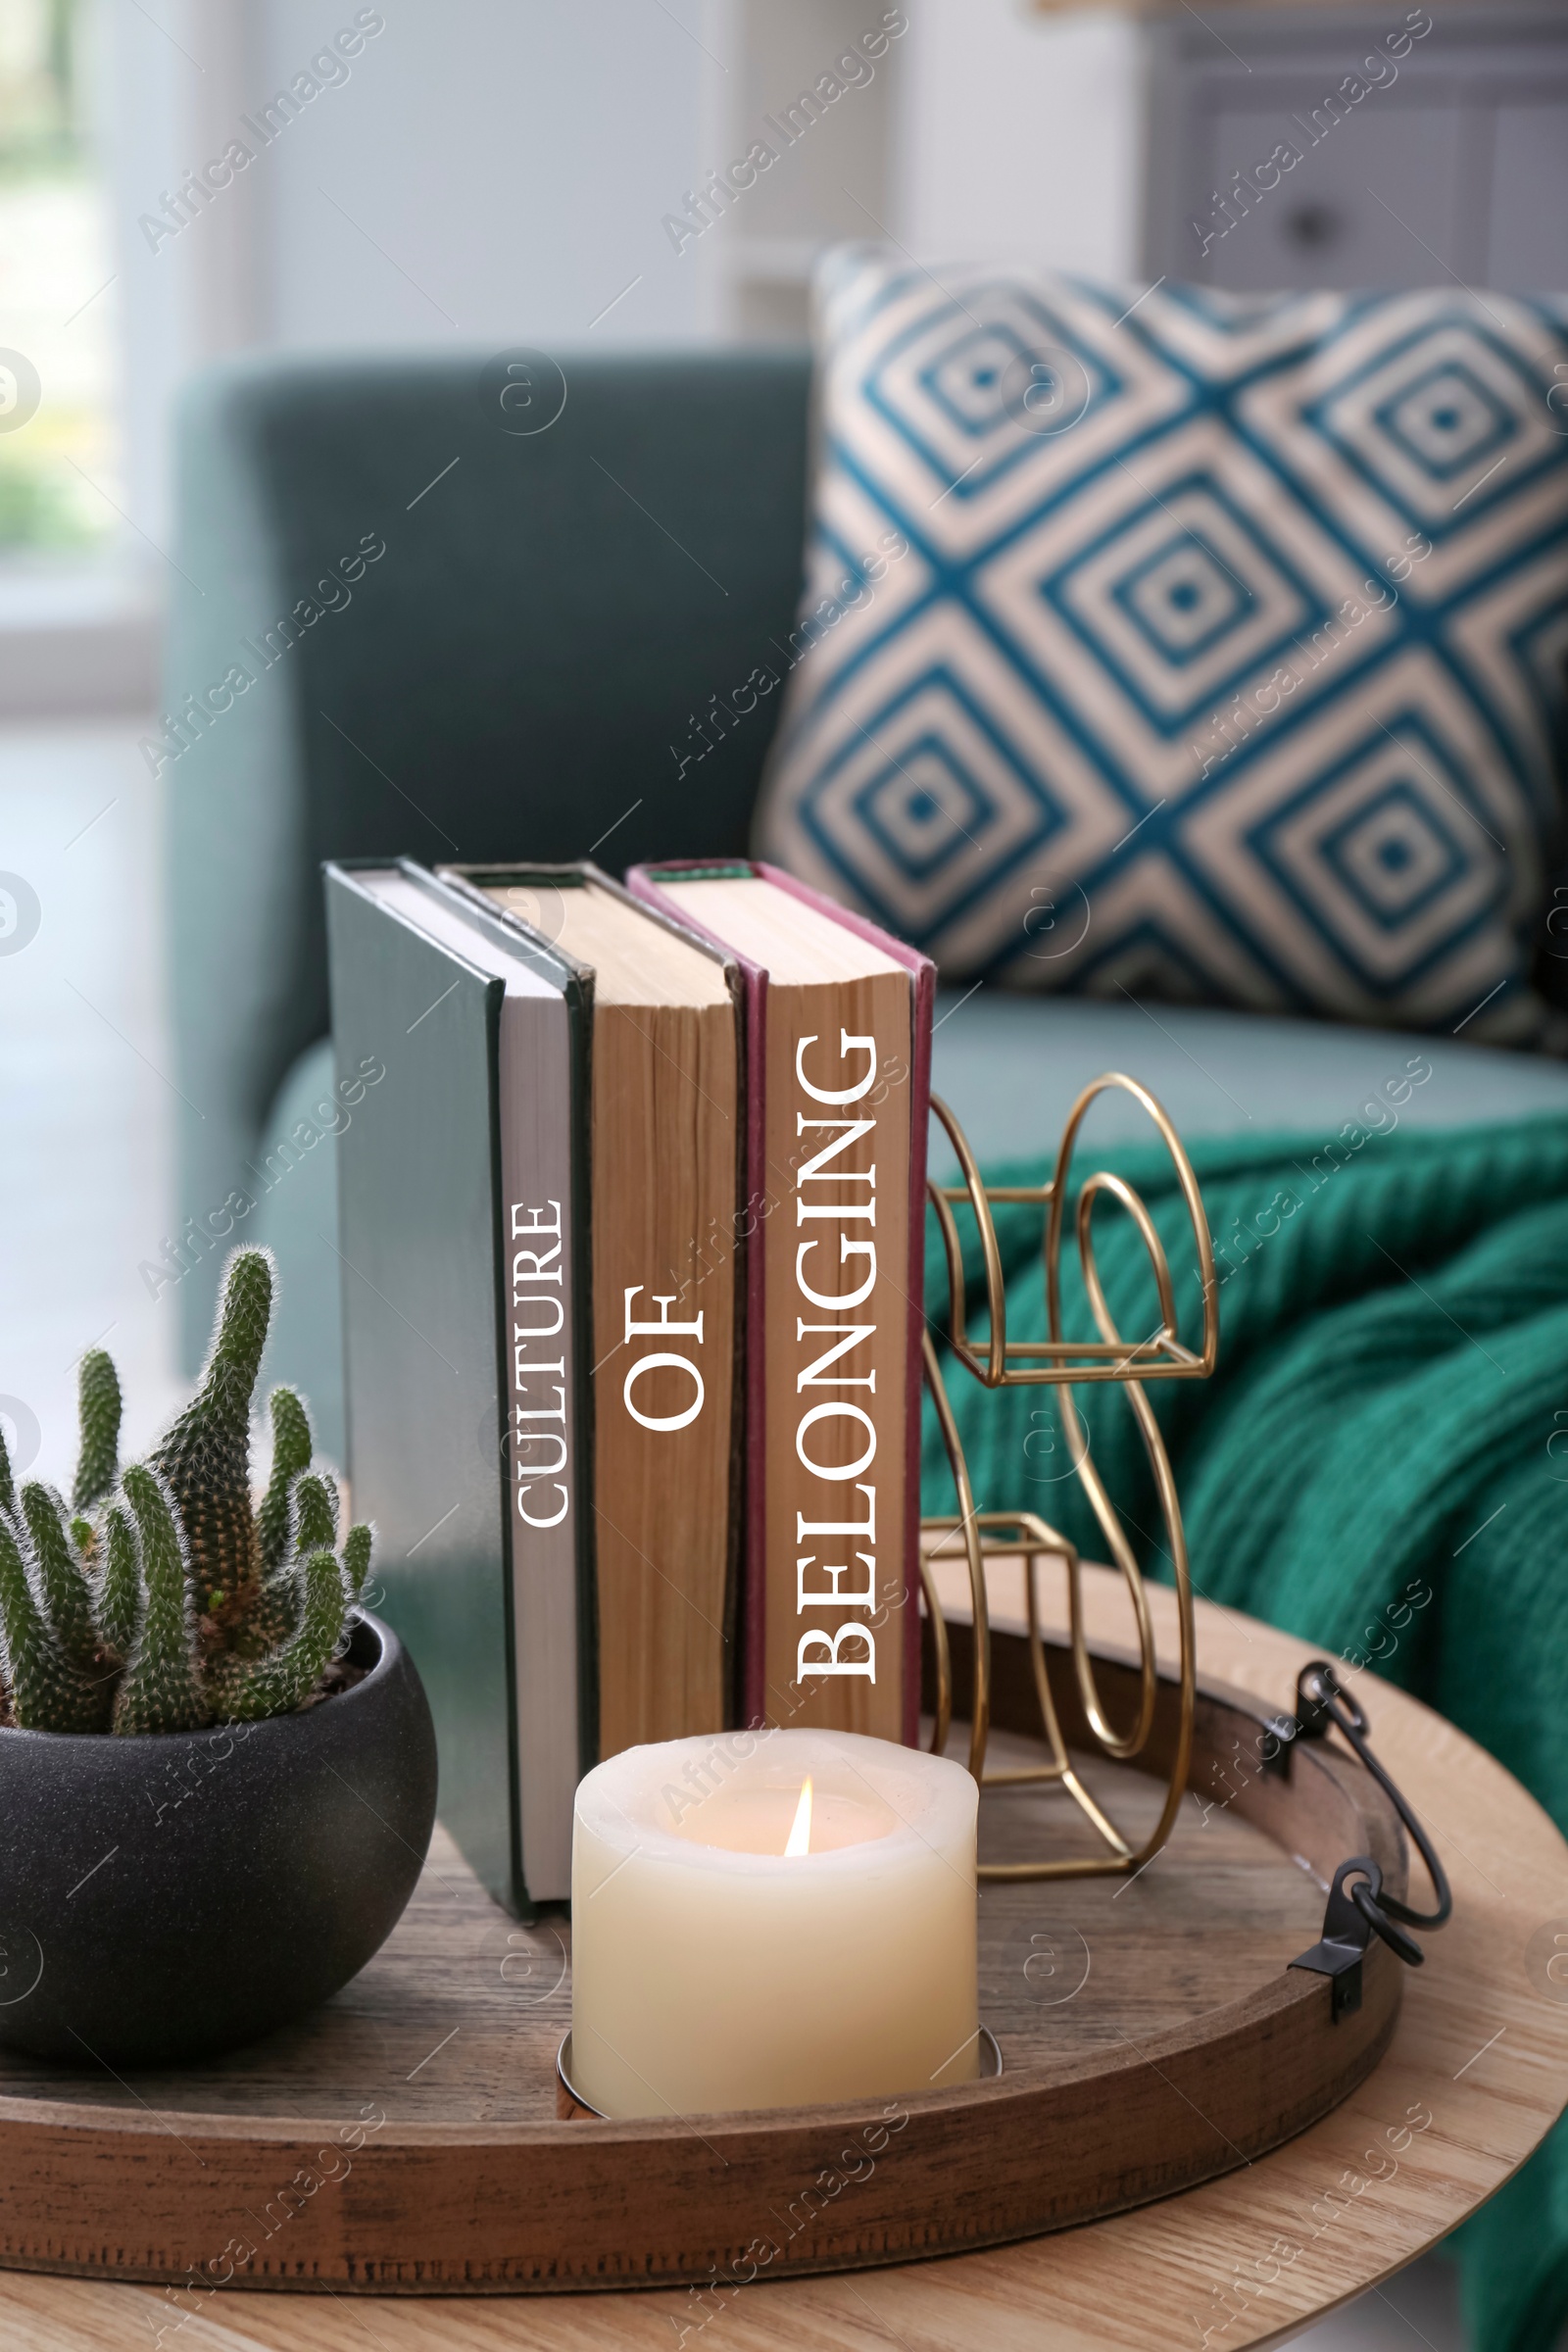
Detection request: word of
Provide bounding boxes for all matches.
[138,1055,386,1301]
[150,2102,386,2347]
[1200,1055,1434,1292]
[621,1284,707,1435]
[138,531,387,779]
[669,530,908,781]
[662,14,907,256]
[1189,11,1433,259]
[1192,2100,1434,2344]
[139,13,386,253]
[671,2103,909,2345]
[1191,538,1432,781]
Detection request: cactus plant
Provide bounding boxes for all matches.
[0,1249,375,1736]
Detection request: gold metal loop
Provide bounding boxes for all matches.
[921,1329,988,1783]
[926,1094,1010,1387]
[1044,1072,1219,1382]
[927,1075,1216,1389]
[920,1073,1214,1879]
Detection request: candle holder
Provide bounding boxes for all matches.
[920,1075,1219,1883]
[554,2026,1006,2119]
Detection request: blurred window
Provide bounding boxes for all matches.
[0,0,119,554]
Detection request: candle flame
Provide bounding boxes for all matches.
[784,1776,812,1858]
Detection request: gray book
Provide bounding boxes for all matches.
[324,859,594,1912]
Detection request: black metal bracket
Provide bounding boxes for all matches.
[1284,1660,1451,2021]
[1290,1857,1378,2020]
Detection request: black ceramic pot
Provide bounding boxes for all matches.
[0,1612,437,2066]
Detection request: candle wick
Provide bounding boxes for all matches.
[784,1777,812,1858]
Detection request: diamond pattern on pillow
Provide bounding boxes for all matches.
[756,252,1568,1047]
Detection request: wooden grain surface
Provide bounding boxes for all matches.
[1,1573,1565,2348]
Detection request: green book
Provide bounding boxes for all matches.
[324,859,594,1913]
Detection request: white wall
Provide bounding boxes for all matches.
[257,0,710,352]
[99,0,214,561]
[893,0,1146,279]
[96,0,1153,550]
[99,0,717,547]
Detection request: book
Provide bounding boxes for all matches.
[324,859,592,1913]
[439,863,744,1757]
[626,860,934,1746]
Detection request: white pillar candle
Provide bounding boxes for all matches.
[570,1728,979,2118]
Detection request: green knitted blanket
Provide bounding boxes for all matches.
[921,1111,1568,2352]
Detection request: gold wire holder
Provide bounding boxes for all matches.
[919,1076,1218,1881]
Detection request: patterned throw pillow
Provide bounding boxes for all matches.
[756,249,1568,1048]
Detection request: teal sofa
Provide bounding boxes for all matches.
[165,350,1568,1456]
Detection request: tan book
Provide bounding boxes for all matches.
[440,863,743,1760]
[627,861,934,1746]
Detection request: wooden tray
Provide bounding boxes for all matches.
[0,1577,1407,2298]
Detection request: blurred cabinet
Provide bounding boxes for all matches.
[699,0,902,338]
[1144,5,1568,292]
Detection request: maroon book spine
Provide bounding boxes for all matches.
[626,858,933,1747]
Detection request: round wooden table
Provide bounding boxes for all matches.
[2,1581,1565,2352]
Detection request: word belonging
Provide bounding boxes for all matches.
[662,13,907,256]
[791,1028,888,1688]
[1189,10,1433,260]
[138,14,386,253]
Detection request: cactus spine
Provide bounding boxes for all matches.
[113,1467,210,1737]
[0,1249,375,1736]
[0,1513,108,1733]
[72,1348,121,1512]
